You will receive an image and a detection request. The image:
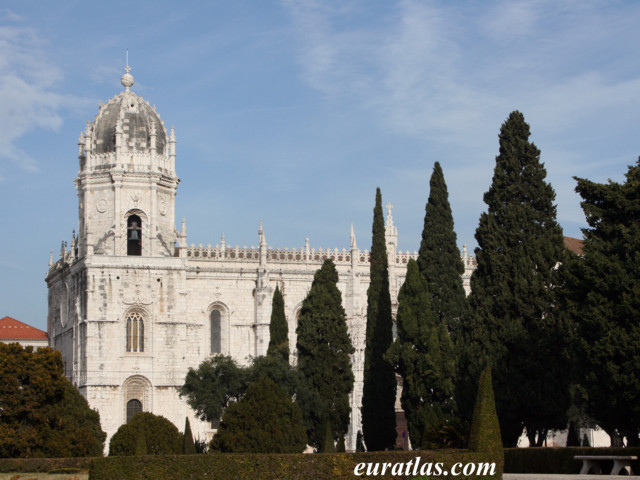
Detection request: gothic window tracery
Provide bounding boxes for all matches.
[210,309,222,354]
[126,312,144,352]
[126,399,142,423]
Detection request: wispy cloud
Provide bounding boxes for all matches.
[0,23,69,179]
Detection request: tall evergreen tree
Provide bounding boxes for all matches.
[386,259,456,449]
[267,285,289,362]
[563,160,640,445]
[417,161,468,340]
[296,259,355,450]
[362,187,397,451]
[460,111,572,447]
[183,417,196,454]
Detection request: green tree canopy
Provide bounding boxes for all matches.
[417,161,468,340]
[179,355,250,423]
[362,187,397,451]
[296,259,354,450]
[267,285,289,362]
[387,259,455,449]
[563,159,640,445]
[460,111,572,447]
[109,412,183,456]
[211,376,307,453]
[0,343,105,458]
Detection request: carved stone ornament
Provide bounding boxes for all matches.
[122,283,152,305]
[159,201,167,216]
[96,198,108,213]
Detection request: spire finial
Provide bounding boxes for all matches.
[121,50,134,91]
[350,223,357,249]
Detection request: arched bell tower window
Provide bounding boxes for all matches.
[126,312,144,352]
[126,399,142,423]
[211,309,222,354]
[127,215,142,256]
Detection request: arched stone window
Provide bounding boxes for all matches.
[126,399,142,423]
[126,312,144,352]
[127,214,142,256]
[210,309,222,354]
[122,375,151,425]
[207,303,228,355]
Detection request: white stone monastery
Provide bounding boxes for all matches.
[45,66,476,451]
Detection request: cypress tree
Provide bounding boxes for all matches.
[564,160,640,445]
[362,187,397,451]
[296,259,354,450]
[460,111,571,447]
[387,259,455,449]
[183,417,196,454]
[267,285,289,362]
[417,161,468,339]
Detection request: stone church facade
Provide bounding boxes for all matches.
[46,67,476,451]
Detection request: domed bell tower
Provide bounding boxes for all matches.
[75,66,180,258]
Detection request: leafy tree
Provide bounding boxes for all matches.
[179,355,250,424]
[417,161,468,340]
[267,285,289,362]
[250,353,299,398]
[563,159,640,445]
[211,376,307,453]
[183,417,196,454]
[460,111,572,447]
[387,259,456,449]
[296,259,354,450]
[109,412,182,456]
[0,343,105,458]
[362,187,397,451]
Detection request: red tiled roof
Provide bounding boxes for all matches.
[0,316,48,341]
[563,236,584,255]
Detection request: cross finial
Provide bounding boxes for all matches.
[121,50,134,90]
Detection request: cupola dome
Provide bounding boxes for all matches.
[90,67,167,155]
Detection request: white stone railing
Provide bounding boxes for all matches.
[185,244,422,266]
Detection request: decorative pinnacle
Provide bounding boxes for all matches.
[121,50,134,90]
[350,223,357,249]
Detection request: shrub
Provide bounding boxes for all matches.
[109,412,182,456]
[90,450,502,480]
[468,367,503,471]
[211,376,307,453]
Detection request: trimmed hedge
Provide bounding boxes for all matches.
[0,456,93,473]
[504,447,640,474]
[89,450,502,480]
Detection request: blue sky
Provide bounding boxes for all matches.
[2,0,640,330]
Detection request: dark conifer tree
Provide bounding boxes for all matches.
[183,417,196,454]
[362,187,397,451]
[563,160,640,445]
[387,259,455,449]
[296,259,355,450]
[460,111,571,447]
[417,161,468,340]
[267,285,289,362]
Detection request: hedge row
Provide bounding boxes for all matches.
[90,450,502,480]
[0,456,93,473]
[504,447,640,474]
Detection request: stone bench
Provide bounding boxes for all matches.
[574,455,637,475]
